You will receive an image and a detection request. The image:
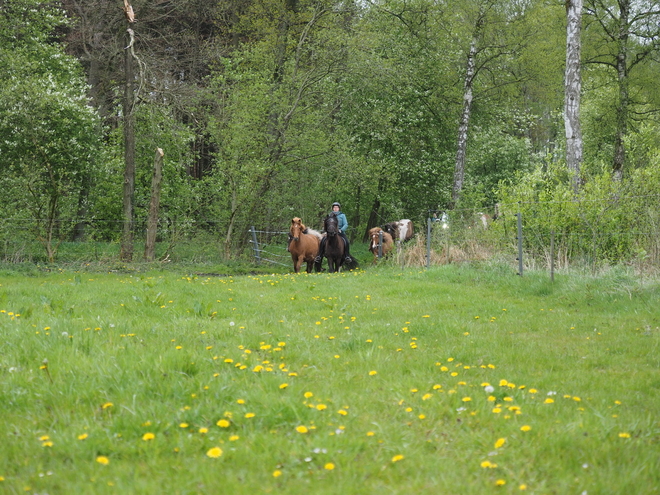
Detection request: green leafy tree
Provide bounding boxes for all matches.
[0,0,102,261]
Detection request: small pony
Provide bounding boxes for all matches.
[289,217,322,273]
[368,227,394,263]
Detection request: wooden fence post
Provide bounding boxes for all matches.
[144,148,164,261]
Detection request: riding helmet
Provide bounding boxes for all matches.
[332,202,341,208]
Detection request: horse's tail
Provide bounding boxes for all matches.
[307,229,323,240]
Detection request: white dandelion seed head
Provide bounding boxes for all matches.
[229,322,235,326]
[484,385,495,393]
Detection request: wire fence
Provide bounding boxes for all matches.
[1,195,659,274]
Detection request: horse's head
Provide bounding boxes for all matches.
[324,213,339,236]
[290,217,305,241]
[381,222,398,239]
[369,227,382,245]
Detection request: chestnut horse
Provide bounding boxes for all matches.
[289,217,322,273]
[368,227,394,263]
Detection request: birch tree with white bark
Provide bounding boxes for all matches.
[565,0,583,192]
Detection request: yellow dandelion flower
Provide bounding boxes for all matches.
[142,432,155,441]
[618,432,631,438]
[495,479,506,486]
[462,397,472,402]
[519,484,528,490]
[279,383,288,389]
[101,402,113,409]
[96,456,110,465]
[237,399,245,404]
[528,388,537,394]
[206,447,223,458]
[216,419,230,428]
[296,426,308,434]
[199,427,209,434]
[338,409,348,416]
[42,441,53,447]
[316,404,327,411]
[245,412,255,418]
[324,463,335,470]
[304,392,314,398]
[520,425,531,432]
[78,433,88,440]
[273,470,282,478]
[433,384,442,390]
[391,454,405,463]
[422,393,432,400]
[494,437,506,449]
[366,431,375,436]
[369,370,377,376]
[179,423,189,428]
[544,398,554,404]
[229,435,240,441]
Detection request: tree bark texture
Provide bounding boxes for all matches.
[451,32,479,208]
[565,0,583,192]
[612,0,630,181]
[144,148,164,261]
[120,27,136,262]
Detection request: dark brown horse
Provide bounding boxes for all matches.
[317,213,345,273]
[289,217,322,273]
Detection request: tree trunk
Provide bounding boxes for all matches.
[144,148,164,261]
[120,27,136,261]
[565,0,583,192]
[612,0,629,181]
[451,19,482,208]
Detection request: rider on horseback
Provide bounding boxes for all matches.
[315,202,353,264]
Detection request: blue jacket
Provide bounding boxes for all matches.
[334,211,348,232]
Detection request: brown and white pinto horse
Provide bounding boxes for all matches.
[289,217,322,273]
[381,219,414,242]
[368,227,394,263]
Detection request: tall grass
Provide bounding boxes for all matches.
[0,265,658,493]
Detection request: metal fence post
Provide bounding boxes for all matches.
[378,230,383,259]
[250,226,261,264]
[550,230,555,282]
[426,217,431,268]
[516,212,523,276]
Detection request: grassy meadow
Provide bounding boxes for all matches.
[0,264,659,494]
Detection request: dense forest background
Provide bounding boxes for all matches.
[1,0,659,263]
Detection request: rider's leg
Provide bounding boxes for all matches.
[314,237,327,263]
[340,233,352,262]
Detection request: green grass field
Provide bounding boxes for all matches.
[1,264,659,494]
